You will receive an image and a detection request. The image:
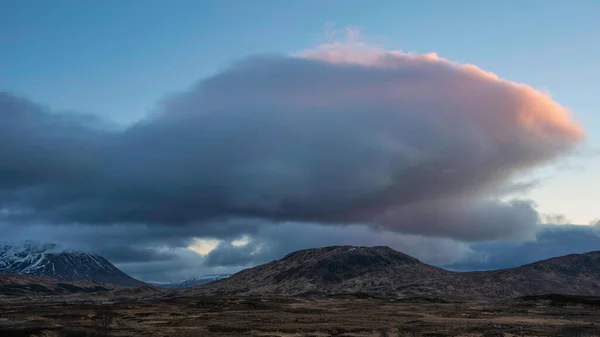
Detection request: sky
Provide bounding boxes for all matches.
[1,0,599,282]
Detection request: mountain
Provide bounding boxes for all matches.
[187,245,600,299]
[0,241,144,287]
[188,246,449,297]
[152,274,232,289]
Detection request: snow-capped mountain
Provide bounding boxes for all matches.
[0,241,144,287]
[152,274,232,289]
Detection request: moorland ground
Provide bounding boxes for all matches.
[1,294,600,336]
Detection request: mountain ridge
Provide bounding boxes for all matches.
[187,245,600,299]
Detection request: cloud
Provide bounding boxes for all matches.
[0,42,583,242]
[231,235,250,247]
[188,238,220,256]
[540,213,572,225]
[0,93,109,189]
[445,225,600,271]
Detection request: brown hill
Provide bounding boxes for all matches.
[0,273,113,297]
[186,246,600,299]
[0,273,160,300]
[451,251,600,298]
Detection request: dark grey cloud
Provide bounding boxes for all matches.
[99,246,178,264]
[0,45,583,244]
[0,93,108,189]
[445,225,600,271]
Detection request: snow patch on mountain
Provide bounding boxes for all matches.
[0,241,144,286]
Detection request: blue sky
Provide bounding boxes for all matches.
[1,0,600,281]
[3,1,598,125]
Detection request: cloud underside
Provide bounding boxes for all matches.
[0,42,586,280]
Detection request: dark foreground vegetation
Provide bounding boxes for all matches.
[1,294,600,336]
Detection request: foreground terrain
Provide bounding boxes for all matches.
[1,294,600,336]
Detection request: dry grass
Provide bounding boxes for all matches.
[1,295,600,336]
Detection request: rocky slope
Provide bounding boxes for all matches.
[187,245,600,299]
[452,251,600,298]
[187,246,450,297]
[0,241,144,287]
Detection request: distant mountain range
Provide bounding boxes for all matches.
[5,242,600,301]
[0,241,144,287]
[152,274,232,289]
[187,245,600,300]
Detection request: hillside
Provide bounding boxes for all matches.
[452,251,600,298]
[187,246,600,299]
[0,273,160,300]
[187,246,450,297]
[0,273,113,296]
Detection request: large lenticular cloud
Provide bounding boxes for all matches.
[0,43,583,241]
